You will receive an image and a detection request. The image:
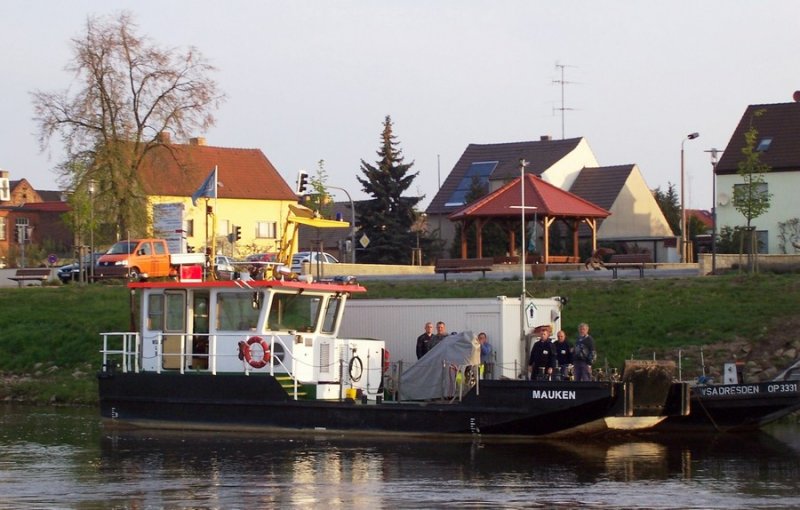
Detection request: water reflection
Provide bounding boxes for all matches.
[2,405,800,509]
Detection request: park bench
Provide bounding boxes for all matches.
[546,255,581,264]
[434,258,494,280]
[8,268,52,287]
[606,253,653,279]
[492,255,519,264]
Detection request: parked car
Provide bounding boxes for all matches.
[214,255,238,280]
[57,252,104,284]
[291,251,339,274]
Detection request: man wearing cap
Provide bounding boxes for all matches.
[528,325,555,381]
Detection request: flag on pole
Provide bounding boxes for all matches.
[191,166,218,206]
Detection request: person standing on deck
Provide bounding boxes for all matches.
[416,322,434,359]
[477,332,493,379]
[574,323,596,382]
[553,329,573,380]
[528,325,555,380]
[429,321,448,350]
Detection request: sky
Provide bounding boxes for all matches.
[2,1,799,211]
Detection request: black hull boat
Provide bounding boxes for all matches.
[99,371,638,438]
[96,274,688,439]
[96,202,687,440]
[654,380,800,433]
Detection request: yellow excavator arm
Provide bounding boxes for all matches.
[270,203,349,278]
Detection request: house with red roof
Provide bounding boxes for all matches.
[139,135,299,256]
[715,100,800,254]
[0,171,72,267]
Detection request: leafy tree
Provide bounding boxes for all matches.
[305,159,333,218]
[32,12,223,241]
[355,115,422,264]
[731,109,772,271]
[733,109,772,228]
[652,183,680,236]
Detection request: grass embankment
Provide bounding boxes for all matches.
[1,274,799,404]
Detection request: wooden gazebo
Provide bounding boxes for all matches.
[448,174,611,263]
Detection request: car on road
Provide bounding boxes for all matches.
[57,252,105,283]
[291,251,339,274]
[214,255,239,280]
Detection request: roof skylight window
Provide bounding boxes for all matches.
[444,161,498,207]
[756,137,772,152]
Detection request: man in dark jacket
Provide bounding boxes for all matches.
[416,322,434,359]
[528,325,555,380]
[553,329,573,380]
[574,322,596,381]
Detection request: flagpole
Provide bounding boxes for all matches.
[210,166,218,280]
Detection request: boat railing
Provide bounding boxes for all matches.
[100,332,140,373]
[99,332,298,388]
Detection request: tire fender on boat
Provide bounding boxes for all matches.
[242,336,271,369]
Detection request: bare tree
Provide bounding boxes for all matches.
[32,12,224,239]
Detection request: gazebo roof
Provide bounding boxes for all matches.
[448,173,610,221]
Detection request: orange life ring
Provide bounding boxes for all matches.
[243,336,271,369]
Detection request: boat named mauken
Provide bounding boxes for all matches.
[97,203,689,439]
[98,275,693,438]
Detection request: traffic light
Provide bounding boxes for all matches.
[234,225,241,242]
[296,171,308,194]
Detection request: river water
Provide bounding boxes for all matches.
[1,405,799,509]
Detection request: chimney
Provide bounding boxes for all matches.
[540,135,552,142]
[189,137,207,146]
[156,132,171,144]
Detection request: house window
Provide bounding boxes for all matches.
[256,221,277,239]
[184,219,194,237]
[732,183,768,207]
[0,217,5,240]
[756,230,769,254]
[15,218,30,242]
[756,137,773,152]
[444,161,498,207]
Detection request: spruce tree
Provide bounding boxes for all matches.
[355,116,422,264]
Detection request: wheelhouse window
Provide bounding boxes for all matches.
[217,292,262,331]
[147,293,164,330]
[321,296,343,334]
[164,292,186,333]
[267,292,322,333]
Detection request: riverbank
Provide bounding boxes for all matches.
[2,273,799,404]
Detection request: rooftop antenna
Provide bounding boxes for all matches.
[553,62,576,139]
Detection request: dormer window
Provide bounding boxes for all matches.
[756,137,772,152]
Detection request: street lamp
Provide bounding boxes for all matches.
[326,185,356,264]
[88,179,95,282]
[709,148,720,275]
[680,132,699,263]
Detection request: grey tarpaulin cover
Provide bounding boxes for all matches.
[398,331,480,401]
